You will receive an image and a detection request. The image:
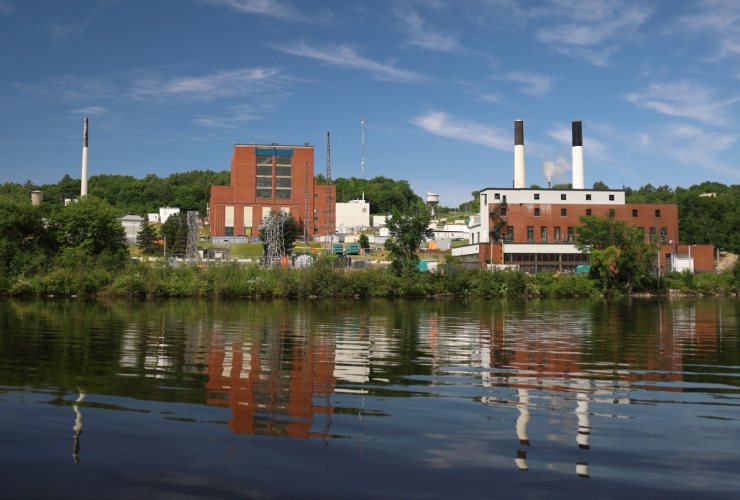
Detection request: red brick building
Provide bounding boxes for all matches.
[209,144,336,240]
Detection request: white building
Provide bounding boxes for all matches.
[159,207,180,223]
[118,214,145,245]
[335,199,370,233]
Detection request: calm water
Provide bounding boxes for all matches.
[1,298,739,499]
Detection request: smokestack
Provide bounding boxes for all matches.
[81,117,88,197]
[514,120,525,189]
[572,120,584,189]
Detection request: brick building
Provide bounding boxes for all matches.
[209,144,336,241]
[454,120,715,274]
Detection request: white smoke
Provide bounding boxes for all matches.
[542,156,571,182]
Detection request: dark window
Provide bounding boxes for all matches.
[275,156,292,199]
[661,227,667,243]
[649,227,656,240]
[586,194,591,201]
[256,155,273,199]
[554,226,561,242]
[534,208,540,216]
[586,209,592,216]
[632,209,638,217]
[534,193,540,200]
[561,208,567,217]
[655,209,661,218]
[561,194,567,200]
[567,226,574,242]
[225,227,234,237]
[314,194,318,199]
[527,226,534,242]
[507,226,514,242]
[495,193,500,200]
[501,208,507,216]
[609,194,615,201]
[540,226,547,243]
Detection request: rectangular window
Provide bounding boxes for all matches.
[567,226,574,242]
[655,209,661,218]
[540,226,547,243]
[561,194,567,201]
[586,209,592,216]
[534,208,540,216]
[609,194,615,201]
[649,227,656,240]
[507,226,514,242]
[586,194,591,201]
[501,208,507,216]
[554,226,561,243]
[314,217,319,221]
[632,209,638,217]
[225,227,234,237]
[661,227,667,243]
[313,208,318,215]
[527,226,534,242]
[494,193,500,200]
[561,208,567,217]
[275,155,291,200]
[314,194,318,199]
[256,155,273,199]
[534,193,540,200]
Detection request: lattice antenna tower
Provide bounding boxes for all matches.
[259,211,288,265]
[186,211,200,264]
[303,161,309,249]
[361,117,365,180]
[325,132,333,244]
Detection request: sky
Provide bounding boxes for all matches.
[1,0,740,206]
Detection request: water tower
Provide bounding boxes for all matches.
[426,187,439,218]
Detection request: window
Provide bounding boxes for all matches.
[567,226,574,242]
[313,208,318,215]
[500,208,507,216]
[225,227,234,237]
[540,226,547,243]
[649,227,656,240]
[586,209,592,216]
[561,208,567,217]
[256,155,273,199]
[655,209,661,218]
[661,227,667,243]
[561,194,567,201]
[534,193,540,200]
[609,194,615,201]
[586,194,592,201]
[527,226,534,242]
[632,209,638,217]
[494,193,500,200]
[314,194,318,199]
[554,226,561,243]
[507,226,514,242]
[275,156,292,199]
[314,217,318,222]
[534,208,540,217]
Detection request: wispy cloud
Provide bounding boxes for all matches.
[498,70,554,96]
[47,20,91,42]
[71,106,106,116]
[625,81,740,126]
[130,68,288,101]
[534,0,651,66]
[14,76,117,101]
[394,8,462,53]
[192,104,260,128]
[635,123,738,178]
[673,0,740,60]
[201,0,305,21]
[276,42,428,84]
[548,123,612,162]
[411,111,510,150]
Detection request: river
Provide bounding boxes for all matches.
[1,298,738,499]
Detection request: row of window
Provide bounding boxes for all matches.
[504,253,590,263]
[522,226,576,243]
[530,208,662,218]
[491,192,618,202]
[256,155,292,200]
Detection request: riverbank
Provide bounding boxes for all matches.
[3,258,739,299]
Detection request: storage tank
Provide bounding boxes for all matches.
[31,191,43,206]
[426,187,440,217]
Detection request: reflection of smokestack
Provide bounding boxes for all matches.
[576,461,589,478]
[515,449,529,471]
[572,120,584,189]
[514,120,525,189]
[81,118,88,197]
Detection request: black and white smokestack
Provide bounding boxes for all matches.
[514,120,525,188]
[81,117,89,197]
[572,120,584,189]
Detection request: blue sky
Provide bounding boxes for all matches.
[1,0,739,206]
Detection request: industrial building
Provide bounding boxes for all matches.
[454,120,715,274]
[209,143,336,242]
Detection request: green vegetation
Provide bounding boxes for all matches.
[384,203,434,276]
[331,176,422,214]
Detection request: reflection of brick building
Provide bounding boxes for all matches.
[206,334,335,438]
[209,144,336,240]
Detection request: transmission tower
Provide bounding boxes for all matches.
[325,132,333,246]
[186,211,200,264]
[259,211,289,265]
[361,117,365,180]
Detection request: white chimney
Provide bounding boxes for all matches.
[81,117,89,197]
[572,120,584,189]
[514,120,525,189]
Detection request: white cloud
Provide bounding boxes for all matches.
[674,0,740,60]
[71,106,106,116]
[500,71,554,97]
[635,123,738,178]
[534,0,651,66]
[411,111,510,151]
[201,0,305,21]
[548,123,611,162]
[625,81,740,126]
[276,42,428,84]
[130,68,287,101]
[192,104,260,128]
[394,8,462,53]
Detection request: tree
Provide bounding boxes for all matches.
[161,212,188,256]
[592,181,609,190]
[136,215,160,255]
[260,211,299,257]
[384,203,434,275]
[358,233,370,250]
[0,197,53,279]
[48,195,128,268]
[575,211,658,293]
